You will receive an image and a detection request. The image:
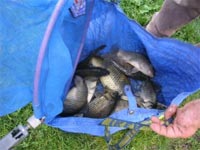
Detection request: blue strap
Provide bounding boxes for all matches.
[102,110,173,149]
[102,117,150,150]
[124,85,138,114]
[101,117,150,129]
[112,129,140,150]
[104,126,140,150]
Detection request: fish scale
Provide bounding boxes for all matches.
[85,77,98,103]
[101,60,129,94]
[90,56,129,95]
[112,99,128,113]
[84,92,118,118]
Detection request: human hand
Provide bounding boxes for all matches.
[150,99,200,138]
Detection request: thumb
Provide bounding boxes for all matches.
[164,105,178,120]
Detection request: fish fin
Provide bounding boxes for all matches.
[77,45,106,69]
[93,45,106,55]
[75,67,109,78]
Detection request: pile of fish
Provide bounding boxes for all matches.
[60,45,166,118]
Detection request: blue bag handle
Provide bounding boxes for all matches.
[101,85,179,149]
[124,85,138,114]
[100,84,185,149]
[101,111,169,150]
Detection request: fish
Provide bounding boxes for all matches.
[61,76,88,116]
[75,67,109,78]
[113,49,154,78]
[90,56,130,95]
[84,92,119,118]
[132,80,157,109]
[85,77,98,103]
[112,99,128,113]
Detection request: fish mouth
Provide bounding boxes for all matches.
[145,69,154,78]
[148,73,154,78]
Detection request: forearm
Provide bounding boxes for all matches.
[146,0,200,37]
[173,0,200,8]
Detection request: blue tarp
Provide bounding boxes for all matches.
[0,0,200,136]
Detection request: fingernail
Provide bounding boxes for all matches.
[171,104,177,108]
[168,107,173,112]
[169,105,176,111]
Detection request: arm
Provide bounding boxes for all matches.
[150,99,200,138]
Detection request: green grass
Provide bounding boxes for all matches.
[172,18,200,44]
[121,0,163,25]
[1,0,200,150]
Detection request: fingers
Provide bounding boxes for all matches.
[150,103,199,138]
[150,120,197,138]
[151,116,162,124]
[164,105,178,120]
[150,123,182,138]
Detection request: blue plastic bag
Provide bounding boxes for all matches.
[0,0,200,143]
